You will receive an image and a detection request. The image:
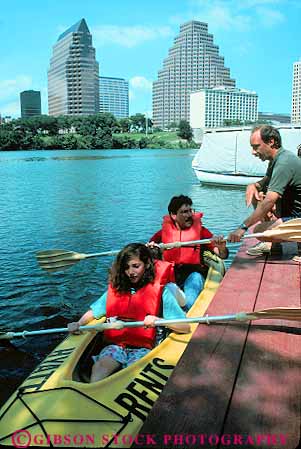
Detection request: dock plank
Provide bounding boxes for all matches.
[136,244,266,448]
[223,261,301,448]
[136,242,301,449]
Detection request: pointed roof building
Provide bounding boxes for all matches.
[48,18,99,116]
[57,18,90,42]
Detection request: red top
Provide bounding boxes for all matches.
[104,260,174,349]
[150,213,215,265]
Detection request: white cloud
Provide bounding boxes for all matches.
[128,77,153,115]
[201,5,251,31]
[129,90,135,101]
[239,0,282,7]
[40,86,48,115]
[255,6,285,26]
[129,76,153,90]
[172,0,286,32]
[92,25,173,48]
[0,76,32,102]
[0,75,33,117]
[0,100,20,117]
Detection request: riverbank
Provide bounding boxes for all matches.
[112,131,198,149]
[0,114,199,150]
[0,130,198,151]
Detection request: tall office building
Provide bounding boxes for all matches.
[48,18,99,116]
[153,21,236,129]
[292,59,301,124]
[99,77,129,118]
[20,90,41,118]
[190,87,258,130]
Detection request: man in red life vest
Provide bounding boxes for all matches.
[149,195,228,310]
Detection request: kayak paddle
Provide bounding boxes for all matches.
[36,219,301,273]
[1,307,300,340]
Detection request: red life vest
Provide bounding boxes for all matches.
[104,260,174,349]
[161,212,203,265]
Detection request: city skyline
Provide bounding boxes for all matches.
[1,0,300,118]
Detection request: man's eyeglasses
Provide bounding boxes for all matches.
[178,208,195,216]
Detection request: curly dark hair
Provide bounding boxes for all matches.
[168,195,192,214]
[252,125,282,149]
[109,243,155,293]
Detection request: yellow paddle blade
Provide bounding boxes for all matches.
[36,248,120,273]
[276,218,301,228]
[36,250,87,273]
[246,307,301,321]
[36,250,84,261]
[255,218,301,242]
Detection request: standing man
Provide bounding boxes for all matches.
[149,195,228,310]
[228,125,301,254]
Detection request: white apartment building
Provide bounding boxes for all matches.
[152,21,236,129]
[292,59,301,124]
[190,87,258,132]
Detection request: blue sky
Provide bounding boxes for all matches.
[0,0,300,118]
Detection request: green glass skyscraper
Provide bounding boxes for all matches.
[20,90,41,118]
[48,18,99,116]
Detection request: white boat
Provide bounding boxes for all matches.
[192,125,301,186]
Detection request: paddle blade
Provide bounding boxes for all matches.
[255,218,301,242]
[36,249,86,273]
[263,230,301,242]
[246,307,301,322]
[36,249,85,261]
[277,218,301,228]
[38,260,80,273]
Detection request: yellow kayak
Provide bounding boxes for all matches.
[0,252,225,448]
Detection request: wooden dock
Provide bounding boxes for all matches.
[136,240,301,449]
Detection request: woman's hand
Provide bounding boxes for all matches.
[144,315,159,328]
[67,321,81,334]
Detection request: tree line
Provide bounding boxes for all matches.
[0,113,194,151]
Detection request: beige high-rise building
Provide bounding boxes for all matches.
[292,59,301,124]
[152,21,236,129]
[48,18,99,116]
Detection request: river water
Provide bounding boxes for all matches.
[0,148,250,406]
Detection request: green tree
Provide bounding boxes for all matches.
[130,113,146,132]
[0,127,23,150]
[177,120,193,141]
[223,119,243,126]
[113,135,138,149]
[60,134,79,150]
[118,118,131,133]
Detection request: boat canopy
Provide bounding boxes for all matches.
[192,126,301,177]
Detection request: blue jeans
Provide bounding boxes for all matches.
[183,272,205,310]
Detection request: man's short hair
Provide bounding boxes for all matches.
[168,195,192,214]
[252,125,282,149]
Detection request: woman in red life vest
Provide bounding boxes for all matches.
[150,195,228,310]
[68,243,190,382]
